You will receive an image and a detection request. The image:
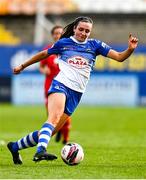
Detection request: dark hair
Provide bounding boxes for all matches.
[51,25,63,35]
[60,16,93,39]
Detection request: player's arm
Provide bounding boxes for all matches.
[107,34,138,62]
[13,49,49,74]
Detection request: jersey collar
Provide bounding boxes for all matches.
[70,36,87,44]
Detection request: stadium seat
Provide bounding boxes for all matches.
[0,24,21,45]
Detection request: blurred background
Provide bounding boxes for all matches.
[0,0,146,106]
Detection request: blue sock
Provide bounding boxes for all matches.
[12,131,39,152]
[37,123,54,153]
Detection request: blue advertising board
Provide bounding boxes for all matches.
[0,44,43,75]
[0,44,43,103]
[0,76,11,103]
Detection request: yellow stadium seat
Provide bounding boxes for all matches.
[0,24,21,45]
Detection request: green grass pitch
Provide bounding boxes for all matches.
[1,104,146,178]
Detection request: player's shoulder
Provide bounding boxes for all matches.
[54,38,73,47]
[88,38,111,48]
[88,38,101,44]
[87,39,103,48]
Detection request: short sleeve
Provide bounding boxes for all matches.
[94,40,111,57]
[47,40,61,55]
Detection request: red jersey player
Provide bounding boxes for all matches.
[39,25,71,144]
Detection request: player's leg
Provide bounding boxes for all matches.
[45,90,48,115]
[33,80,83,162]
[61,117,71,144]
[55,130,62,142]
[55,116,71,143]
[7,113,69,164]
[33,92,66,162]
[53,85,82,145]
[54,114,69,143]
[52,113,70,135]
[46,89,62,143]
[7,130,39,164]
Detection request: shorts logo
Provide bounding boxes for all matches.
[55,85,60,89]
[67,56,88,69]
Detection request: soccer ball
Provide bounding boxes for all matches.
[61,142,84,165]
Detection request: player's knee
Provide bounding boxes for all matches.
[47,112,63,127]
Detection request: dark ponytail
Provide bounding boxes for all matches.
[60,16,93,39]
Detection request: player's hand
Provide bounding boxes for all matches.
[13,65,24,74]
[128,33,138,50]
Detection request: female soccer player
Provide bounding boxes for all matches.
[39,25,71,144]
[8,16,138,164]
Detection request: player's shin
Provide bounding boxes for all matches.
[36,123,54,153]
